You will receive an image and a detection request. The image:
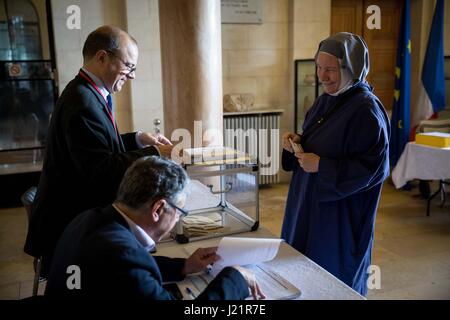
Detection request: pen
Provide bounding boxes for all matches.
[186,287,197,299]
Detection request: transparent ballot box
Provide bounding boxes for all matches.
[174,147,259,243]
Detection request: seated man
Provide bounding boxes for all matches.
[45,156,263,299]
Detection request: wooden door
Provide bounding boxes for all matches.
[331,0,363,36]
[331,0,403,110]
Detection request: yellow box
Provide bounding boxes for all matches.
[415,132,450,148]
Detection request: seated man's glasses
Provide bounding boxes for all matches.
[105,50,137,75]
[166,201,188,218]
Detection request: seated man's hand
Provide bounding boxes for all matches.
[232,265,266,300]
[282,132,301,153]
[182,247,220,275]
[139,132,173,146]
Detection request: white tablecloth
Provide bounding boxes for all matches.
[391,142,450,188]
[156,228,364,300]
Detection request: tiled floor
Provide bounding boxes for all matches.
[0,181,449,299]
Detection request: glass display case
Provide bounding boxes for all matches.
[294,59,322,133]
[0,0,56,176]
[173,148,259,243]
[0,0,56,206]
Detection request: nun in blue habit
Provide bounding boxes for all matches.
[281,32,390,296]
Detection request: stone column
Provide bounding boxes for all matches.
[159,0,223,148]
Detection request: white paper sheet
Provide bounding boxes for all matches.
[244,264,301,300]
[210,237,283,276]
[183,263,301,300]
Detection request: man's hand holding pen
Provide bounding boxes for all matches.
[182,247,220,276]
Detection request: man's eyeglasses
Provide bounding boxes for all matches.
[105,50,136,75]
[167,201,188,218]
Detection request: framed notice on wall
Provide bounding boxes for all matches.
[221,0,262,24]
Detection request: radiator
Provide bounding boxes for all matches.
[223,112,281,185]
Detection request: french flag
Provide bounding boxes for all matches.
[411,0,446,131]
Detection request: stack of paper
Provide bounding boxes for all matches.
[183,146,238,158]
[210,237,283,276]
[183,146,252,165]
[182,214,228,237]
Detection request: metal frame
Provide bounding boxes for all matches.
[427,180,449,216]
[175,161,259,243]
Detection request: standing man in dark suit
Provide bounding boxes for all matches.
[24,26,173,276]
[45,157,264,300]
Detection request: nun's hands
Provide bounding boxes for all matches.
[282,132,301,153]
[296,152,320,173]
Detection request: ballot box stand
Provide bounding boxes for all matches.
[174,157,259,244]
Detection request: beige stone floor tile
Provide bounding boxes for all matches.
[369,276,450,300]
[0,282,20,300]
[375,221,450,242]
[0,260,34,286]
[260,221,283,236]
[428,250,450,268]
[19,280,46,299]
[0,208,28,262]
[376,231,450,259]
[367,260,432,294]
[367,252,450,298]
[371,243,404,265]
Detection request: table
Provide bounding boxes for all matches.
[0,148,43,175]
[156,228,364,300]
[391,142,450,215]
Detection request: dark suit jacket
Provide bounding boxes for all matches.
[45,205,249,300]
[25,71,159,267]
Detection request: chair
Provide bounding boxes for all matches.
[21,186,44,296]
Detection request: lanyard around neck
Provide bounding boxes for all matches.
[78,70,118,134]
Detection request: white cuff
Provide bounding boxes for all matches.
[135,131,145,149]
[136,131,160,155]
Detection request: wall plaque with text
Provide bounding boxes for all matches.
[221,0,262,24]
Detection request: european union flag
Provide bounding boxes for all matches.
[422,0,446,114]
[390,0,411,168]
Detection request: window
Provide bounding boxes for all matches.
[0,0,56,174]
